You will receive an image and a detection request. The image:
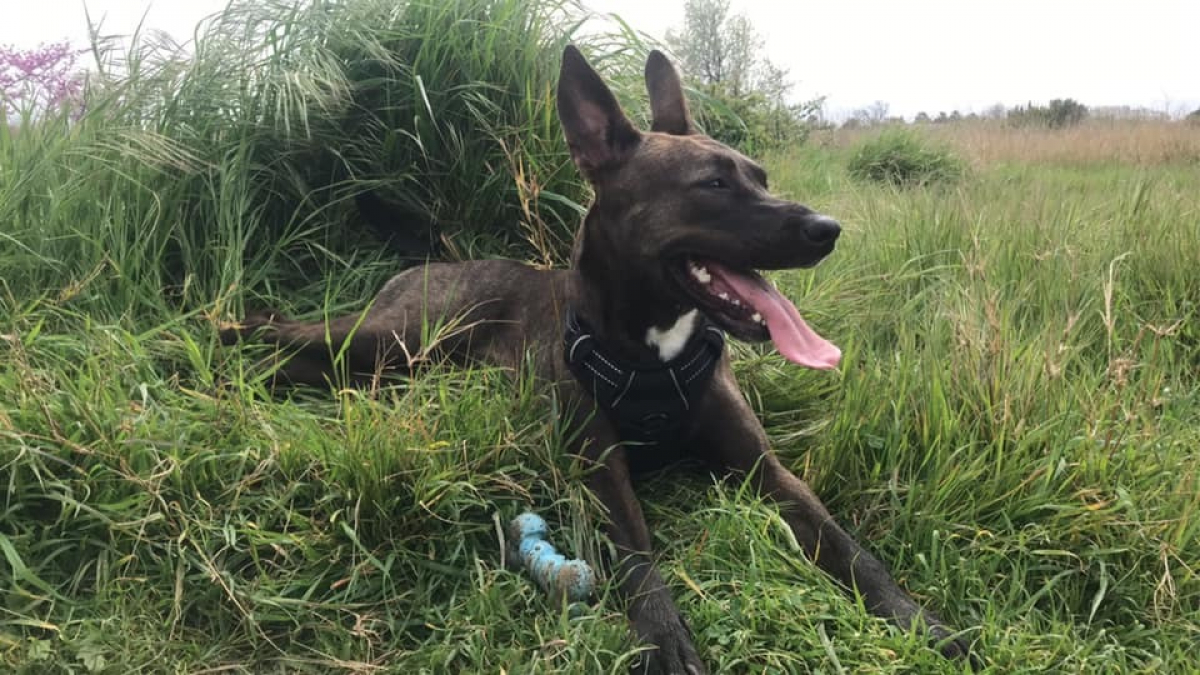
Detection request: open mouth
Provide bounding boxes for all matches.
[676,257,841,370]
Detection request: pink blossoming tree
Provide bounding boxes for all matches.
[1,40,86,119]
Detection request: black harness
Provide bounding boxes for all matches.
[563,309,725,472]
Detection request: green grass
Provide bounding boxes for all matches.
[3,2,1200,672]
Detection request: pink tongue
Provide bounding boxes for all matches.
[710,265,841,370]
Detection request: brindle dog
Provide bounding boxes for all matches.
[223,46,974,674]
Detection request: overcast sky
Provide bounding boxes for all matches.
[3,0,1197,119]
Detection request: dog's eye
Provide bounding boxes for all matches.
[702,178,729,189]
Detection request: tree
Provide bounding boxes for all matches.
[0,41,84,119]
[850,100,889,126]
[667,0,762,96]
[914,111,931,124]
[1008,99,1089,128]
[1046,98,1088,128]
[665,0,820,151]
[983,103,1007,120]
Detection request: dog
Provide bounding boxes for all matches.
[222,46,973,674]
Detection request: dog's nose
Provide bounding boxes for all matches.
[803,215,841,245]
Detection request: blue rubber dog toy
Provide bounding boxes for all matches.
[509,512,595,603]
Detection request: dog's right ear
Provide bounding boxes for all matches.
[557,45,640,178]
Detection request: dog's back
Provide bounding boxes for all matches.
[223,259,572,385]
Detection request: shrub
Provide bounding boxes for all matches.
[691,82,817,154]
[846,129,964,186]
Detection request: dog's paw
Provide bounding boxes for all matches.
[927,619,981,670]
[631,615,707,675]
[218,309,288,345]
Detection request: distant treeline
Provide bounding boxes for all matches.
[837,99,1200,130]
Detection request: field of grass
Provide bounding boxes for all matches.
[3,2,1199,673]
[828,118,1200,167]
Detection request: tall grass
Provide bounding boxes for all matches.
[2,1,1199,672]
[0,0,655,325]
[939,119,1200,166]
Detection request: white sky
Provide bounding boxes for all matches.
[3,0,1197,119]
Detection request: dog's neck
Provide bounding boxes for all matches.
[570,226,697,363]
[569,271,696,363]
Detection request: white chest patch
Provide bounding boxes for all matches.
[645,309,699,361]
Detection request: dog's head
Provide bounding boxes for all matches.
[558,46,840,370]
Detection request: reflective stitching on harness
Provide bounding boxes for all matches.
[590,350,623,376]
[610,371,636,408]
[684,354,714,383]
[568,335,591,362]
[678,341,708,373]
[584,362,619,388]
[667,368,689,411]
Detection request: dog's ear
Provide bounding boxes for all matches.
[557,45,640,178]
[645,50,694,135]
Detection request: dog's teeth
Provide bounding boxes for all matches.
[752,312,764,324]
[718,292,729,301]
[731,299,741,306]
[689,263,711,284]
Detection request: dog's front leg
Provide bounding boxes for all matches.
[580,422,706,675]
[693,369,975,664]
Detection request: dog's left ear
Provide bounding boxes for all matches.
[645,50,694,135]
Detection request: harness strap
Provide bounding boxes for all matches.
[564,309,725,446]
